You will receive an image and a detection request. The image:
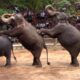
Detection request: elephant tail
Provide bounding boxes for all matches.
[11,45,17,62]
[43,39,50,65]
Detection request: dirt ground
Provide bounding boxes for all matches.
[0,47,80,80]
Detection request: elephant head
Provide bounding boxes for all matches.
[45,5,69,22]
[57,12,69,21]
[1,13,24,26]
[1,13,15,23]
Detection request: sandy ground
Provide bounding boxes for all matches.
[0,48,80,80]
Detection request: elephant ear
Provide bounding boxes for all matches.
[57,12,69,20]
[1,13,13,23]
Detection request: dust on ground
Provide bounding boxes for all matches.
[0,48,80,80]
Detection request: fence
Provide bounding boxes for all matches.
[13,38,59,50]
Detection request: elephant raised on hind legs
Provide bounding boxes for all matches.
[38,5,80,67]
[39,19,80,67]
[0,13,50,67]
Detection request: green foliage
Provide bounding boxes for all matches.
[0,0,54,11]
[0,8,13,15]
[25,0,53,11]
[57,0,70,8]
[0,0,79,14]
[53,0,77,14]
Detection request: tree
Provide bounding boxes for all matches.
[0,0,79,14]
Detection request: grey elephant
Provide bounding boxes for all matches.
[0,13,50,67]
[0,35,16,66]
[38,8,80,67]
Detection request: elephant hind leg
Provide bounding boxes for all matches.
[5,57,11,66]
[69,50,79,67]
[5,49,11,66]
[31,48,42,67]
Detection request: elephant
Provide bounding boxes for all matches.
[38,6,80,67]
[38,13,80,67]
[0,35,16,66]
[0,13,50,67]
[37,5,80,67]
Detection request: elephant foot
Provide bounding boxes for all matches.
[5,63,11,67]
[32,58,42,67]
[32,63,42,67]
[70,61,79,67]
[32,61,42,67]
[71,58,79,67]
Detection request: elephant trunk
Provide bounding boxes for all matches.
[45,4,59,16]
[45,4,56,11]
[1,13,13,23]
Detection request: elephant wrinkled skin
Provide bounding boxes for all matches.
[39,22,80,67]
[0,35,15,66]
[0,13,49,67]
